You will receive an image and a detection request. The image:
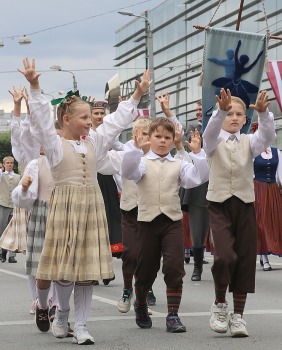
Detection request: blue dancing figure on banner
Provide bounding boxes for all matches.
[209,40,263,108]
[208,48,235,79]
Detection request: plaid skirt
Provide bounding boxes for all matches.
[254,180,282,256]
[0,206,28,252]
[36,184,114,282]
[26,199,49,276]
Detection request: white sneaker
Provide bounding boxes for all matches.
[229,313,249,337]
[210,302,229,333]
[52,309,69,338]
[117,289,133,313]
[73,325,94,345]
[30,300,36,315]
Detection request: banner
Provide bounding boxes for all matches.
[202,27,266,133]
[266,60,282,113]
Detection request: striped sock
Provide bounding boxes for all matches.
[167,286,182,313]
[233,292,247,316]
[214,283,228,304]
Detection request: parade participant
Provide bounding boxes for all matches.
[19,57,151,345]
[203,89,275,337]
[121,117,209,333]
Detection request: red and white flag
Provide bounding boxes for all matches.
[266,60,282,112]
[137,109,150,118]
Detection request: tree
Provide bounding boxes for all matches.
[0,132,18,172]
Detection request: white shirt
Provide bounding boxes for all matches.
[0,169,15,181]
[203,108,276,158]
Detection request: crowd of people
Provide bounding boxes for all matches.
[0,57,281,345]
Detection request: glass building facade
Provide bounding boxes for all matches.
[114,0,282,147]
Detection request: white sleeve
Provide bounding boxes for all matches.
[174,149,193,163]
[12,159,39,210]
[10,116,25,166]
[121,141,146,182]
[179,149,209,188]
[21,114,41,163]
[97,150,123,175]
[276,149,282,186]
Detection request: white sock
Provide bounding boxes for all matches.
[55,281,74,312]
[27,275,37,301]
[37,287,50,309]
[261,254,270,264]
[74,284,93,329]
[49,281,58,307]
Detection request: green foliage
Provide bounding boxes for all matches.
[0,132,18,172]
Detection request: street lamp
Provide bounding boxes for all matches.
[50,65,78,91]
[118,11,156,118]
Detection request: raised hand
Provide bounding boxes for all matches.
[185,129,201,154]
[215,88,232,112]
[17,58,41,89]
[174,122,184,151]
[132,69,152,101]
[249,90,270,113]
[21,175,33,192]
[133,127,151,150]
[8,86,25,105]
[156,92,170,112]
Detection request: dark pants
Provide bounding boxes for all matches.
[121,207,138,284]
[208,196,257,293]
[0,206,16,259]
[135,214,185,297]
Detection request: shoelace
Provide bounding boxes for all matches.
[39,312,48,321]
[122,293,131,302]
[167,316,181,325]
[216,310,228,322]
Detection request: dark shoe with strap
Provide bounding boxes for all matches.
[35,302,50,332]
[48,305,56,322]
[103,275,115,285]
[8,257,17,263]
[147,289,156,306]
[166,311,186,333]
[134,302,152,329]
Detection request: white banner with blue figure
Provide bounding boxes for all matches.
[202,27,266,134]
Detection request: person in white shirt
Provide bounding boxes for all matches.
[203,88,276,338]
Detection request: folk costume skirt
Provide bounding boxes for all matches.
[26,199,49,276]
[254,180,282,256]
[36,184,114,282]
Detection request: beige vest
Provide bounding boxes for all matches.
[51,138,98,187]
[207,134,254,203]
[120,177,138,211]
[0,173,20,208]
[137,158,183,222]
[37,156,54,202]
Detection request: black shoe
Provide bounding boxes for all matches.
[103,275,115,285]
[260,256,263,267]
[191,266,203,281]
[166,311,186,333]
[8,257,17,263]
[35,303,50,332]
[1,257,6,263]
[184,248,190,264]
[48,305,56,322]
[147,290,156,306]
[203,259,209,264]
[134,302,152,329]
[66,322,74,337]
[93,280,99,286]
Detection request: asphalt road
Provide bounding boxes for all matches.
[0,253,282,350]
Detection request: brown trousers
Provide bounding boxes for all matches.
[208,196,257,293]
[135,214,185,295]
[120,207,138,280]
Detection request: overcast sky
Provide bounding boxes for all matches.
[0,0,163,113]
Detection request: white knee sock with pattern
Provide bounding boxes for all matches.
[55,281,74,312]
[74,284,93,329]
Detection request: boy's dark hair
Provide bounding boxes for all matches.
[149,117,175,138]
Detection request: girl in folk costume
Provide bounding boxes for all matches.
[251,122,282,270]
[19,57,150,345]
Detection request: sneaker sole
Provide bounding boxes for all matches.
[210,322,228,333]
[117,307,131,313]
[73,338,95,345]
[136,321,152,329]
[230,330,249,338]
[166,326,187,333]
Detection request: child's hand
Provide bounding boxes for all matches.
[216,88,232,112]
[133,69,152,100]
[185,129,201,154]
[21,175,33,192]
[156,92,170,113]
[133,128,151,150]
[174,123,184,151]
[8,86,24,105]
[249,90,270,113]
[17,58,41,88]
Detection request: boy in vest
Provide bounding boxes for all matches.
[121,117,209,333]
[203,88,276,337]
[0,156,20,262]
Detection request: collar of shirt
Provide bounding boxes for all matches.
[146,150,175,161]
[220,129,241,142]
[4,171,15,176]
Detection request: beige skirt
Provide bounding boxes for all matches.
[36,184,114,281]
[0,207,28,252]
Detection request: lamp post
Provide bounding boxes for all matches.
[118,11,156,118]
[50,65,78,91]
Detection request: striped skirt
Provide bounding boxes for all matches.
[26,199,49,276]
[254,180,282,256]
[36,184,114,282]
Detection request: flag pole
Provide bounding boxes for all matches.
[236,0,245,31]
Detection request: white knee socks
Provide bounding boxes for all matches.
[55,281,74,312]
[27,275,37,301]
[74,284,93,329]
